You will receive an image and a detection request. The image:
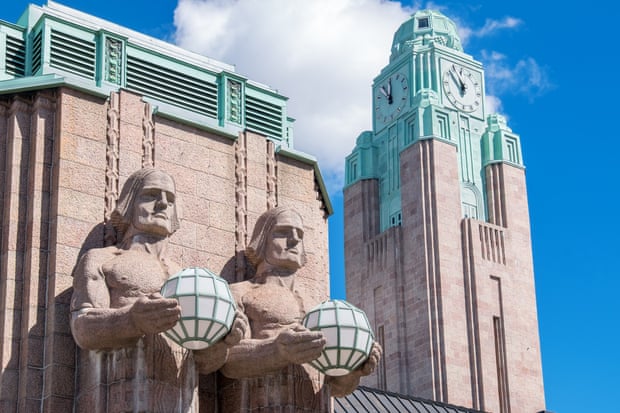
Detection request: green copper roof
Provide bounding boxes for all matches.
[390,10,462,62]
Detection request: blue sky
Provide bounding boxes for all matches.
[3,1,619,412]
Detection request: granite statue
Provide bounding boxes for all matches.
[70,168,246,412]
[220,206,382,412]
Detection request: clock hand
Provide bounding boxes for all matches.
[450,70,465,94]
[458,68,468,93]
[451,65,467,93]
[450,69,461,86]
[380,86,389,97]
[387,79,393,104]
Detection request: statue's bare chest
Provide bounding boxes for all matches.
[242,284,305,337]
[102,250,170,306]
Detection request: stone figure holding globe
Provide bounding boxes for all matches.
[220,206,382,411]
[70,168,246,413]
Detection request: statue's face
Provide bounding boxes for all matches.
[265,211,305,270]
[132,171,176,237]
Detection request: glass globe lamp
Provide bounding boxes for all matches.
[302,299,374,376]
[160,267,236,350]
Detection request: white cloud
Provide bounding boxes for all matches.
[174,0,412,193]
[484,94,502,115]
[456,16,522,46]
[172,1,546,193]
[477,17,522,36]
[480,50,552,100]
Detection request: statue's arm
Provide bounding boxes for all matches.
[219,286,326,378]
[220,325,325,378]
[70,249,138,349]
[70,249,180,350]
[193,309,249,374]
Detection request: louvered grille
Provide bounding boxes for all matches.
[245,95,283,138]
[126,55,218,118]
[5,35,26,77]
[50,29,95,78]
[31,30,43,75]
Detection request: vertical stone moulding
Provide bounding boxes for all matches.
[22,93,57,410]
[266,140,277,210]
[234,132,248,282]
[0,104,7,380]
[0,97,32,412]
[104,92,121,247]
[141,102,155,168]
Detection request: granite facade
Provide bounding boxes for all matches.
[0,87,330,412]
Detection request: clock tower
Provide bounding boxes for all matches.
[344,10,546,413]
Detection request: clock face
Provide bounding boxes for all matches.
[374,71,409,126]
[442,63,482,113]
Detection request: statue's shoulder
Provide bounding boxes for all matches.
[74,246,119,276]
[80,245,118,261]
[229,280,253,297]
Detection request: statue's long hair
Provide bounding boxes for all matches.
[245,206,306,269]
[110,168,181,242]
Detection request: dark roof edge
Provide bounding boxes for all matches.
[341,385,489,413]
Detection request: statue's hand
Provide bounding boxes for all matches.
[130,293,180,335]
[224,309,249,346]
[326,341,383,397]
[275,324,326,364]
[358,341,382,376]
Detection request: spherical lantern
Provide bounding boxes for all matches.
[302,299,374,376]
[160,267,236,350]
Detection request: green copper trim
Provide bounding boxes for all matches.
[481,114,524,168]
[1,1,291,143]
[226,78,243,124]
[344,131,376,187]
[0,73,109,96]
[103,36,123,85]
[148,98,241,141]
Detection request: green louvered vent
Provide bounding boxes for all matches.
[31,30,43,75]
[50,29,95,78]
[5,35,26,77]
[245,95,283,138]
[126,55,218,118]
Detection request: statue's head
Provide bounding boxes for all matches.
[246,206,306,271]
[111,168,180,240]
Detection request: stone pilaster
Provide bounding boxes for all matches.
[399,138,470,406]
